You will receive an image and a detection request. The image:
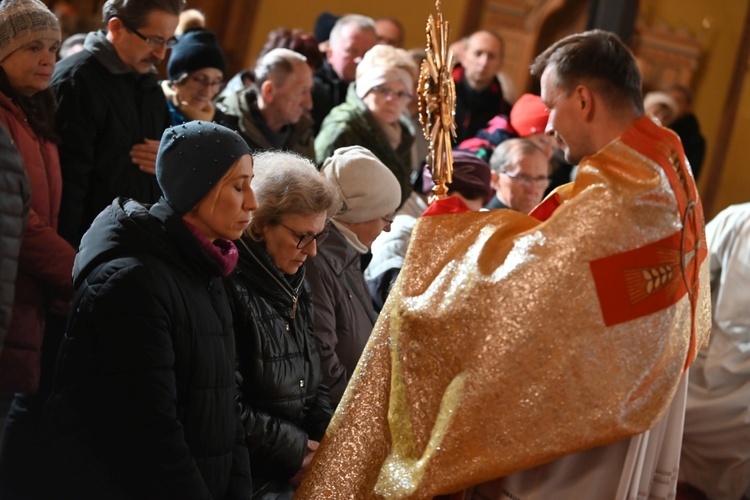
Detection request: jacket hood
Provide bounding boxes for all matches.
[83,30,132,75]
[73,197,219,288]
[73,198,162,286]
[84,30,159,79]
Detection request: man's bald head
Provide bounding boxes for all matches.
[462,30,504,90]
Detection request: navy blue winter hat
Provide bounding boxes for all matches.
[156,121,251,215]
[167,29,226,81]
[313,11,339,43]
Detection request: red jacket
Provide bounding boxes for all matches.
[0,91,75,394]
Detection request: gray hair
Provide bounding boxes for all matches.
[489,138,545,173]
[329,14,375,48]
[248,151,341,234]
[253,47,308,88]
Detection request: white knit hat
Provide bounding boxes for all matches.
[321,146,401,223]
[355,44,415,99]
[0,0,60,62]
[643,91,678,117]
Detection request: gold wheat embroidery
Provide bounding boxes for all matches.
[623,248,681,305]
[642,266,673,294]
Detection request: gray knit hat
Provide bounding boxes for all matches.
[321,146,401,223]
[0,0,61,62]
[156,121,251,215]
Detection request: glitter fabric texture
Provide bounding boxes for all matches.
[296,116,711,499]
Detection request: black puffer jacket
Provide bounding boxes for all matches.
[225,236,332,493]
[38,198,251,499]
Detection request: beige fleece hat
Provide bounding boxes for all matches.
[0,0,60,62]
[321,146,401,223]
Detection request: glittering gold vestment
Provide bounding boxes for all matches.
[296,116,711,499]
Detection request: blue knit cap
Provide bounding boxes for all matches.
[156,121,251,215]
[167,29,226,81]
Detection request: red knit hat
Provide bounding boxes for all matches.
[509,93,549,137]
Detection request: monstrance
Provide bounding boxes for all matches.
[417,0,457,201]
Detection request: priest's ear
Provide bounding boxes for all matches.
[574,84,595,121]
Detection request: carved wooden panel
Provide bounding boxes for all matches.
[468,0,702,96]
[473,0,588,94]
[631,20,702,92]
[49,0,105,38]
[186,0,259,77]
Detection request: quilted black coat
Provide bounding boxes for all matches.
[226,236,332,495]
[37,199,252,499]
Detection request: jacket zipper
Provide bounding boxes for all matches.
[237,238,302,319]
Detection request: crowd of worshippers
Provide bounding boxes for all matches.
[0,0,727,499]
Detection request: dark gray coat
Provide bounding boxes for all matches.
[0,126,28,357]
[305,225,378,404]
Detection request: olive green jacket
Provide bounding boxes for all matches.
[219,87,315,160]
[314,85,415,207]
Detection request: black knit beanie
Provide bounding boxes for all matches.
[156,121,251,215]
[313,12,339,43]
[167,29,226,81]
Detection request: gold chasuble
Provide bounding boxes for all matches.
[296,115,711,499]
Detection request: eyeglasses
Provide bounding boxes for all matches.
[279,223,330,249]
[120,19,177,49]
[501,170,550,188]
[188,76,224,89]
[371,85,414,103]
[381,213,395,225]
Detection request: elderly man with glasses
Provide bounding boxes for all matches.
[51,0,184,247]
[485,137,550,214]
